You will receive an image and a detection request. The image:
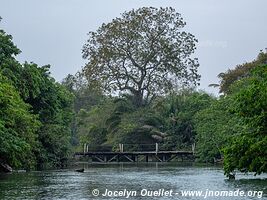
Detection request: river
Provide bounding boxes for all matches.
[0,162,266,200]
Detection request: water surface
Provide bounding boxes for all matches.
[0,163,266,199]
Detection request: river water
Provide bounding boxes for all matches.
[0,163,266,200]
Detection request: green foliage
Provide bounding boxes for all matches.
[0,24,74,170]
[23,65,74,168]
[76,90,214,153]
[62,73,103,112]
[199,56,267,176]
[106,106,162,145]
[0,73,39,168]
[62,73,104,147]
[0,27,23,91]
[0,28,21,65]
[37,124,72,168]
[194,97,243,162]
[155,90,214,150]
[223,65,267,176]
[82,7,200,106]
[76,99,114,149]
[76,95,167,151]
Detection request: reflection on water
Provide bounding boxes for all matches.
[0,162,266,200]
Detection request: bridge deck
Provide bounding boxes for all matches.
[74,151,194,162]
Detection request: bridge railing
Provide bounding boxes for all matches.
[83,143,195,154]
[120,143,158,152]
[83,144,113,153]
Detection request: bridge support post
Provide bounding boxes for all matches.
[83,143,86,155]
[119,144,124,153]
[155,143,159,155]
[192,143,195,155]
[163,155,166,162]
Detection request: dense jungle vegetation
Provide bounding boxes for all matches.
[0,8,266,177]
[0,19,74,169]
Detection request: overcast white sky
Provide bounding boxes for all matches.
[1,0,267,94]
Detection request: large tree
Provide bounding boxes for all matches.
[82,7,200,106]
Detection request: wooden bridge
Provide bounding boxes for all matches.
[74,143,195,163]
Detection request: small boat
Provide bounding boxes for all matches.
[75,168,84,173]
[228,173,235,180]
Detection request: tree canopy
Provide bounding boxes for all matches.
[0,73,39,169]
[218,51,267,94]
[82,7,200,106]
[223,65,267,176]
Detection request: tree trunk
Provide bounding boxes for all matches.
[133,91,144,107]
